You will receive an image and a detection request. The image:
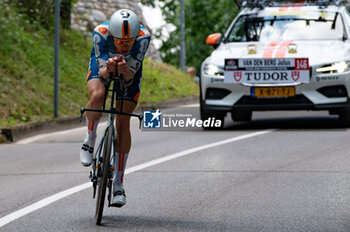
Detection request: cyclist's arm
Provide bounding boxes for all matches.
[121,69,135,82]
[100,57,135,81]
[126,26,151,79]
[99,66,111,79]
[92,25,110,79]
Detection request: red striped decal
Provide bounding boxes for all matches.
[138,30,146,38]
[263,41,280,58]
[275,41,292,58]
[118,153,122,171]
[121,173,124,183]
[121,153,125,171]
[291,6,301,11]
[90,121,95,132]
[133,92,140,103]
[279,7,289,12]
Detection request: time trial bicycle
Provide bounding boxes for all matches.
[80,72,143,225]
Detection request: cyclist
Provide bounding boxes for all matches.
[80,9,150,207]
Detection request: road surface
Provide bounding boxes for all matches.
[0,108,349,231]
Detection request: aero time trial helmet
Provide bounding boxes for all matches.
[109,9,140,39]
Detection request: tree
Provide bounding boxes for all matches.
[12,0,78,29]
[142,0,239,73]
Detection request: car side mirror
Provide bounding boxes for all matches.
[206,33,222,49]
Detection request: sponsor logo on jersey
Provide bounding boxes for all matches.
[98,27,108,35]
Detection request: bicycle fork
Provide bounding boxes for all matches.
[89,112,116,200]
[107,120,116,207]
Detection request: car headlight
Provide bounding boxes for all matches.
[316,61,350,74]
[203,64,224,76]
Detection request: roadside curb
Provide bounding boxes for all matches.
[0,95,199,143]
[135,95,199,112]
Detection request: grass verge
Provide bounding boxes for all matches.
[0,3,198,128]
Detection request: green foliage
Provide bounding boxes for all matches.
[140,59,198,104]
[0,2,90,126]
[11,0,76,29]
[140,0,156,7]
[13,0,55,29]
[61,0,79,29]
[0,2,198,127]
[151,0,239,72]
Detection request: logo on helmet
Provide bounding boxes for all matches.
[120,11,130,19]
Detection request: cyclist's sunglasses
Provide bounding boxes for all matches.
[114,38,136,45]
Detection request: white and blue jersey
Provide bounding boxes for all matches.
[86,21,151,103]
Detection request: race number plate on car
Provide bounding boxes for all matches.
[224,58,309,84]
[251,86,295,98]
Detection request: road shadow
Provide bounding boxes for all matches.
[94,215,226,231]
[175,107,349,131]
[223,116,348,131]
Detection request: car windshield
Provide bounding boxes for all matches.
[227,12,345,42]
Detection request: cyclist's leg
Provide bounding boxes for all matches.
[86,55,105,121]
[115,100,136,152]
[80,55,105,166]
[86,79,105,121]
[115,65,141,153]
[111,68,141,206]
[111,100,136,207]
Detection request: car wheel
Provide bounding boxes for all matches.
[231,110,252,122]
[200,107,225,130]
[199,77,225,130]
[339,110,350,127]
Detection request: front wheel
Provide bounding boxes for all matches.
[199,77,225,130]
[200,102,225,130]
[95,127,112,225]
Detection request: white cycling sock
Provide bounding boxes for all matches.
[114,152,129,187]
[85,117,99,141]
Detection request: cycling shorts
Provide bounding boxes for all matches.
[86,55,142,104]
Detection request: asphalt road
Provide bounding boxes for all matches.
[0,107,350,232]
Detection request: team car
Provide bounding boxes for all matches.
[200,0,350,127]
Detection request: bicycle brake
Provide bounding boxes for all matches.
[80,107,85,122]
[139,115,143,129]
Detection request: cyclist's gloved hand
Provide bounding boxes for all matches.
[117,56,127,75]
[106,57,119,76]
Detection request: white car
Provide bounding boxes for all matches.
[200,0,350,127]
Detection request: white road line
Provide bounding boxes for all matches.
[15,103,199,145]
[0,183,91,228]
[16,127,85,145]
[0,129,274,228]
[15,122,107,145]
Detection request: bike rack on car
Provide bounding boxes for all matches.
[235,0,350,9]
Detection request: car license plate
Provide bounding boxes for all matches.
[252,87,295,98]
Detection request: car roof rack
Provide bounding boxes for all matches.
[237,0,349,9]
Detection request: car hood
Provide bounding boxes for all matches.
[206,40,350,67]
